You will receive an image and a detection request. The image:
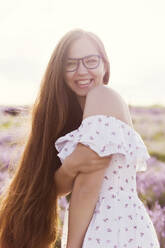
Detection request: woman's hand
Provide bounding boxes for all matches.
[63,143,112,177]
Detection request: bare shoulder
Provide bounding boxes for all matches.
[83,85,133,128]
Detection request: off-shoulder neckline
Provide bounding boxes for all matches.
[82,114,139,136]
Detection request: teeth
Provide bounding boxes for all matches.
[77,80,91,85]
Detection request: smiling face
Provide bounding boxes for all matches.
[64,37,106,109]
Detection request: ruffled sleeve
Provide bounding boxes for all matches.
[133,131,151,171]
[55,115,150,172]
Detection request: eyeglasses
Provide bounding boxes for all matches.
[65,54,102,72]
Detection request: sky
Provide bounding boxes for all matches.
[0,0,165,107]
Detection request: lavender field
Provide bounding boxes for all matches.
[0,105,165,247]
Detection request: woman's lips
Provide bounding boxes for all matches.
[75,79,93,88]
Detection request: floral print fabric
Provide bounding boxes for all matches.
[55,115,160,248]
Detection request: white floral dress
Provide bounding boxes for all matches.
[55,115,160,248]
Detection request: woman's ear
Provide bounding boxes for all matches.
[103,58,110,84]
[103,64,109,84]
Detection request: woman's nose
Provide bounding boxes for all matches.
[76,60,88,74]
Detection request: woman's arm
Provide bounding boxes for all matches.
[54,159,77,197]
[66,85,132,247]
[54,143,111,197]
[66,167,108,248]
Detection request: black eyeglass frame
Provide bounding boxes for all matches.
[65,54,102,72]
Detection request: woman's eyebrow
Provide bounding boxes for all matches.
[67,54,99,60]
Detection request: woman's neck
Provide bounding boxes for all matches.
[77,96,86,112]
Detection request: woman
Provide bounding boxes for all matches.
[0,29,160,248]
[54,30,160,248]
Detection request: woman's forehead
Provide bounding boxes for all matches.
[66,37,99,58]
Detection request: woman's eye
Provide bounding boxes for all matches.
[86,59,98,65]
[67,61,76,66]
[66,61,77,69]
[88,59,97,63]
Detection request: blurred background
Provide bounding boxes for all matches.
[0,0,165,107]
[0,0,165,247]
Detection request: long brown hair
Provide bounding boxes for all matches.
[0,29,110,248]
